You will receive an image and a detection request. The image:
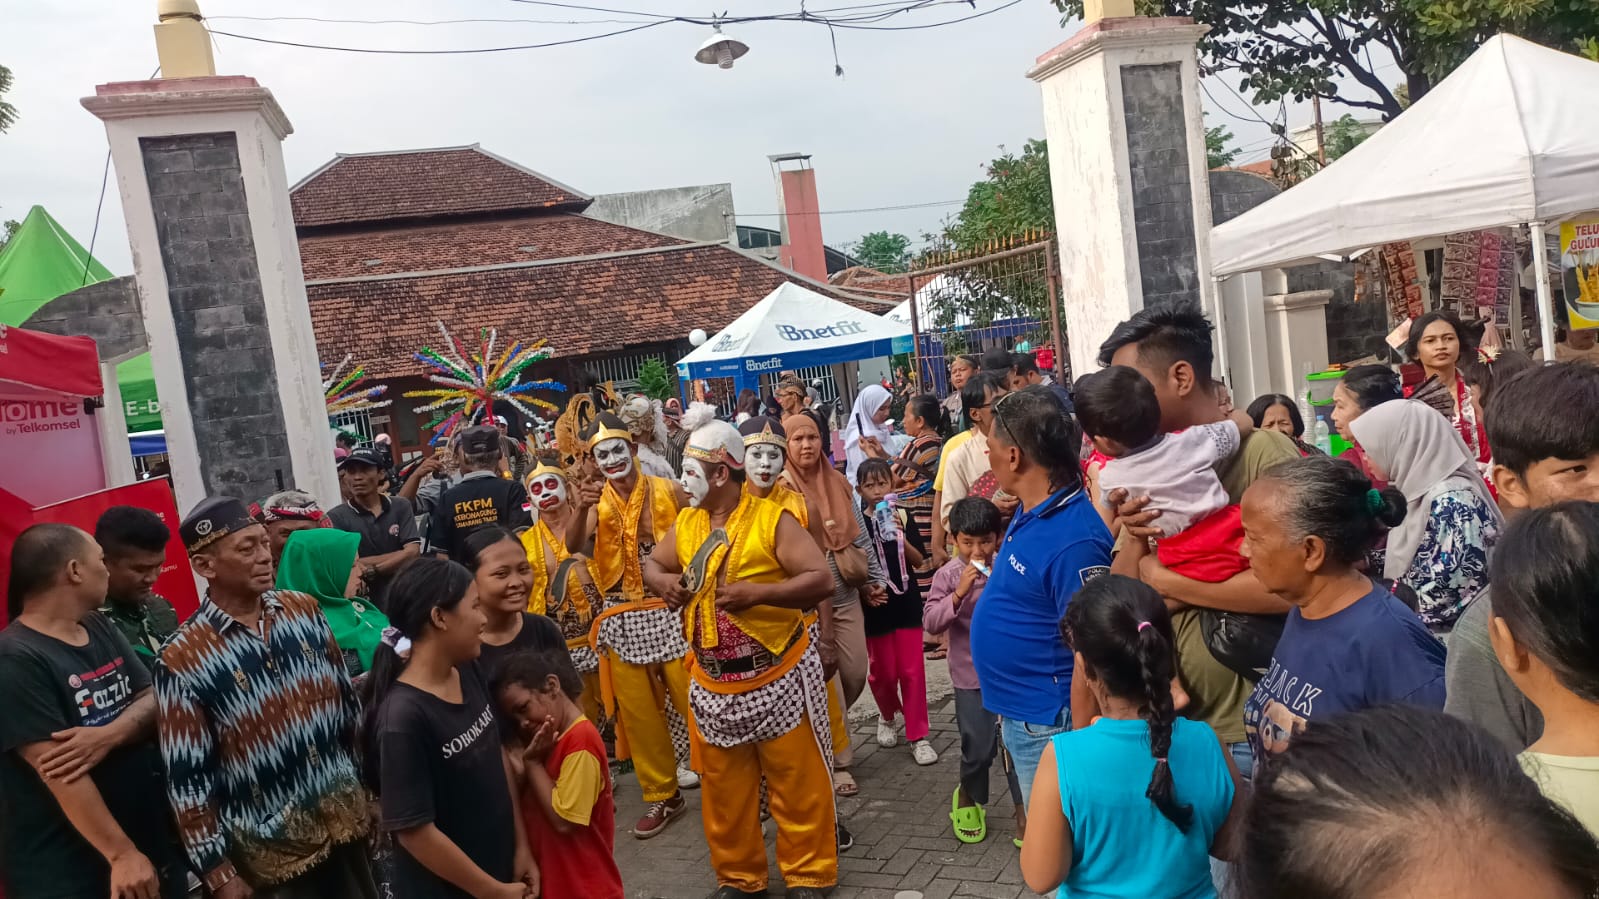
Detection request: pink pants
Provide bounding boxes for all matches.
[866,627,930,741]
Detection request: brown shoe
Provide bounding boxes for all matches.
[634,793,686,839]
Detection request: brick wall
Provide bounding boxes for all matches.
[141,132,294,501]
[1122,63,1201,311]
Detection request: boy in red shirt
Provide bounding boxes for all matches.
[496,649,623,899]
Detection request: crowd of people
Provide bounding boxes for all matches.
[9,304,1599,899]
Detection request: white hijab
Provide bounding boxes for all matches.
[844,384,894,485]
[1350,399,1501,580]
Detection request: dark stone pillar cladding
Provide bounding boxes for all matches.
[1121,63,1201,311]
[141,132,293,502]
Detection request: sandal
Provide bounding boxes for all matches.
[832,770,859,798]
[950,789,987,843]
[925,648,948,660]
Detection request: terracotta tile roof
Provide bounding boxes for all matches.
[298,214,685,280]
[830,265,913,298]
[307,245,893,380]
[291,146,591,228]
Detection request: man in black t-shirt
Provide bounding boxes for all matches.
[330,448,422,608]
[0,524,188,899]
[429,426,532,561]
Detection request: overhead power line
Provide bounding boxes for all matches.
[739,199,962,217]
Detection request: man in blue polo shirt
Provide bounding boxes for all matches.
[970,386,1112,809]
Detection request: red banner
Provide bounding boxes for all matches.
[0,326,102,396]
[1,479,200,628]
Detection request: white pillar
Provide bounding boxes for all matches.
[1217,273,1270,400]
[1263,289,1333,396]
[1029,17,1217,375]
[82,76,338,515]
[96,358,137,488]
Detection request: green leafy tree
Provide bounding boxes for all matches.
[944,139,1054,253]
[0,65,16,134]
[634,357,674,402]
[850,231,913,273]
[1206,120,1241,168]
[0,218,19,254]
[1049,0,1599,120]
[1324,114,1375,161]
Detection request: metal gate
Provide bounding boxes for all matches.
[841,234,1066,397]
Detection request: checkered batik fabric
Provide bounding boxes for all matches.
[594,600,690,666]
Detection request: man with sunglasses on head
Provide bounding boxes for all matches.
[969,386,1113,809]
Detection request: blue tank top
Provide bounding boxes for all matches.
[1051,716,1234,899]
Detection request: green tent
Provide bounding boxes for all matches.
[0,205,161,434]
[0,206,114,326]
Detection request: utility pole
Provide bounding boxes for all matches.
[1313,95,1328,166]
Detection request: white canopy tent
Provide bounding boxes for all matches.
[1209,34,1599,353]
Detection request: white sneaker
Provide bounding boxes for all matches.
[876,716,898,748]
[912,740,939,766]
[677,767,700,790]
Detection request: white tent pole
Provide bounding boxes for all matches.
[1530,221,1558,359]
[1211,275,1232,388]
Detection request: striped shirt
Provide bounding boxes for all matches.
[154,590,368,891]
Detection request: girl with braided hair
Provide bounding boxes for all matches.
[1021,574,1243,898]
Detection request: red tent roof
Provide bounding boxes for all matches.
[0,326,101,396]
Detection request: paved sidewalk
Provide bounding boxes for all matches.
[613,667,1040,899]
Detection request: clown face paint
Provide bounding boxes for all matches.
[528,473,568,512]
[680,458,712,508]
[593,438,635,481]
[747,444,786,490]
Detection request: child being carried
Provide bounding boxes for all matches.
[1074,366,1254,583]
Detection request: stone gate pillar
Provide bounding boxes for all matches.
[81,70,337,513]
[1029,16,1218,375]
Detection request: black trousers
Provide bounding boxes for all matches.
[254,841,378,899]
[954,687,1024,807]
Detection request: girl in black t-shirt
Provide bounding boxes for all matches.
[462,527,565,683]
[361,558,537,899]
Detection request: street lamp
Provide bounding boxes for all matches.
[694,25,749,70]
[689,328,709,346]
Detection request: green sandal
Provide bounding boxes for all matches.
[950,789,987,843]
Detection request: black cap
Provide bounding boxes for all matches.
[338,447,387,471]
[458,425,501,457]
[180,497,256,555]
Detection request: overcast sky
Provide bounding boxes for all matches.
[3,0,1308,275]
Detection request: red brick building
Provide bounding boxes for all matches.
[292,145,882,459]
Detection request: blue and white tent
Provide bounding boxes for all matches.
[677,282,911,384]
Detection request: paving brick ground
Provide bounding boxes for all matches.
[612,678,1041,899]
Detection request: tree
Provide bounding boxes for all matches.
[850,231,912,273]
[1324,114,1374,161]
[0,218,18,255]
[1049,0,1599,120]
[1206,120,1241,168]
[634,357,674,402]
[943,139,1054,253]
[0,65,16,134]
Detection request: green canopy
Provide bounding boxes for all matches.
[0,206,113,327]
[118,353,162,433]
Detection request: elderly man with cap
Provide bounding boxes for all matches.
[645,404,837,899]
[429,425,532,562]
[250,489,328,568]
[154,498,373,899]
[328,447,421,608]
[566,411,696,838]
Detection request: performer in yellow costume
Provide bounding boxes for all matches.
[646,406,837,899]
[738,416,853,773]
[567,411,694,838]
[519,459,603,722]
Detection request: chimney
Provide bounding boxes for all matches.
[769,153,827,281]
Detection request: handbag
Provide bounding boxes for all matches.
[1199,610,1286,681]
[831,545,871,588]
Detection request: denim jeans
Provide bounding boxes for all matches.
[999,707,1073,811]
[1210,740,1255,898]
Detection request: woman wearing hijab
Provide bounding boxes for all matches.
[845,383,895,485]
[1351,400,1503,636]
[783,412,887,799]
[276,527,392,676]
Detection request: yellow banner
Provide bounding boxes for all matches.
[1561,218,1599,329]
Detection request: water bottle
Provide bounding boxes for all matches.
[1313,417,1332,454]
[874,493,901,542]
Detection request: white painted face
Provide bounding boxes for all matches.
[747,444,786,489]
[680,458,712,508]
[528,473,567,512]
[593,438,634,481]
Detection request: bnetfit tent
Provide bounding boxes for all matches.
[1209,35,1599,351]
[677,282,912,382]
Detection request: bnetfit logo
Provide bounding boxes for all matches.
[777,321,866,341]
[746,357,785,373]
[1,398,84,435]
